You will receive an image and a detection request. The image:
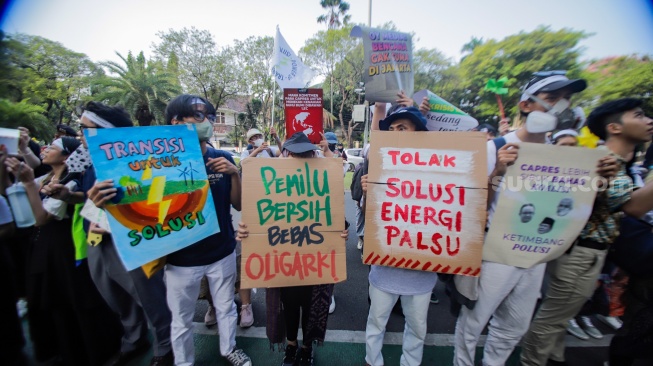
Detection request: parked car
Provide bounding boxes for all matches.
[345,148,364,172]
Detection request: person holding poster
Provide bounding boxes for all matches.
[360,107,438,366]
[79,102,175,366]
[521,98,653,366]
[241,127,281,159]
[452,72,619,366]
[161,95,251,366]
[236,132,349,366]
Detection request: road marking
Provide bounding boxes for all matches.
[193,323,612,347]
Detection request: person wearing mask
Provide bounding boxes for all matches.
[522,98,653,366]
[235,131,349,366]
[5,136,123,366]
[241,128,281,159]
[453,71,619,366]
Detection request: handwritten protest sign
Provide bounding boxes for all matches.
[84,125,219,270]
[484,143,608,268]
[413,90,479,131]
[351,26,413,103]
[284,88,324,144]
[363,131,487,276]
[240,157,346,288]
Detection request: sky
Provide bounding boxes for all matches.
[1,0,652,66]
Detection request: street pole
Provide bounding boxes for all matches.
[363,100,369,148]
[368,0,372,27]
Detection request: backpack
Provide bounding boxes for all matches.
[350,160,368,203]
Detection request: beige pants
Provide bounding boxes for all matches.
[521,245,607,365]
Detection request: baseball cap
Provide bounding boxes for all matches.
[283,132,317,153]
[520,71,587,102]
[379,107,428,131]
[324,131,338,144]
[246,128,263,140]
[56,124,78,137]
[475,123,497,136]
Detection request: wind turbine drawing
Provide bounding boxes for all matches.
[178,163,201,185]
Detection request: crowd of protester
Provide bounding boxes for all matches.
[1,70,652,366]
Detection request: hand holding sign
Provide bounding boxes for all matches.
[494,143,520,177]
[88,179,118,208]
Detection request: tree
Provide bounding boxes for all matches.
[95,51,180,126]
[413,48,453,93]
[0,99,54,141]
[317,0,351,29]
[1,33,99,126]
[456,26,588,123]
[232,36,275,127]
[461,37,484,55]
[151,27,244,108]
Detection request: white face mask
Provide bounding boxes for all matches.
[194,121,213,142]
[524,94,575,133]
[253,138,264,147]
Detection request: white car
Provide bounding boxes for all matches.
[345,148,364,172]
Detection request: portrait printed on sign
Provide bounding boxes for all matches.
[363,131,487,276]
[284,88,324,144]
[483,143,608,268]
[240,157,346,288]
[84,124,219,270]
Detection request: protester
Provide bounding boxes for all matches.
[521,98,653,366]
[452,71,619,366]
[54,124,79,139]
[5,136,123,366]
[70,101,174,366]
[236,131,348,366]
[474,123,498,141]
[552,129,579,146]
[360,106,437,366]
[163,94,251,366]
[241,127,281,159]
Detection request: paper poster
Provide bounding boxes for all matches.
[413,90,479,132]
[284,88,324,144]
[240,157,346,288]
[351,26,413,103]
[483,143,609,268]
[0,127,20,155]
[84,125,219,270]
[363,131,487,276]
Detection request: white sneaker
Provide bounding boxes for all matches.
[567,319,589,340]
[580,316,603,339]
[357,238,363,250]
[16,299,28,318]
[239,303,254,328]
[329,295,336,314]
[225,348,251,366]
[204,304,217,326]
[596,314,623,330]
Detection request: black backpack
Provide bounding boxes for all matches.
[350,160,368,203]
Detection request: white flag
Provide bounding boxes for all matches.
[270,27,315,89]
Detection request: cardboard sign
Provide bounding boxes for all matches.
[0,127,20,155]
[351,26,413,103]
[484,143,608,268]
[84,125,219,270]
[284,88,324,144]
[413,90,479,131]
[240,157,346,288]
[363,131,487,276]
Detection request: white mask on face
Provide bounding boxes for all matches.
[253,138,264,147]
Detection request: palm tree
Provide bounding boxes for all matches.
[317,0,351,30]
[95,51,180,126]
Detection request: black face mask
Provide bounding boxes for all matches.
[328,143,336,151]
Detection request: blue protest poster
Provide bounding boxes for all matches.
[84,124,219,270]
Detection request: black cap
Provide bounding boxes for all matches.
[283,132,317,153]
[379,107,428,131]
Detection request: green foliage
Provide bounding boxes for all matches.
[232,36,275,127]
[317,0,351,29]
[0,99,54,141]
[94,51,180,126]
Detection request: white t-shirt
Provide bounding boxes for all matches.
[486,131,522,227]
[241,146,279,159]
[0,195,13,225]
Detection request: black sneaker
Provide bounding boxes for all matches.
[282,344,298,366]
[298,346,314,366]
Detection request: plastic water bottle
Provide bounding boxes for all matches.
[6,182,36,228]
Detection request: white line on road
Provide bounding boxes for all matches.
[193,323,612,348]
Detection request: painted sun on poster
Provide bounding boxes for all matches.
[84,124,219,270]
